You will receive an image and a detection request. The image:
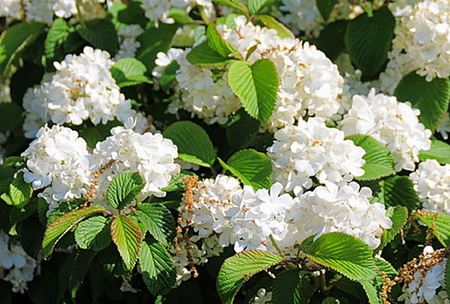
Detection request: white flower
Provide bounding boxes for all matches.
[267,117,365,196]
[410,159,450,215]
[437,112,450,140]
[114,25,144,61]
[339,89,432,171]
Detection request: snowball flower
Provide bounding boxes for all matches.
[267,117,365,196]
[410,159,450,215]
[339,89,431,171]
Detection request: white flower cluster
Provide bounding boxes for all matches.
[114,25,144,61]
[23,47,144,138]
[140,0,215,25]
[409,159,450,215]
[0,231,38,293]
[398,246,449,304]
[267,117,366,196]
[164,16,344,130]
[380,0,450,93]
[0,0,109,23]
[21,125,180,214]
[339,89,432,171]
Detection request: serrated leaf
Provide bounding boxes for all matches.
[75,216,110,250]
[98,243,128,277]
[45,18,73,68]
[226,108,261,150]
[376,206,408,252]
[186,41,236,65]
[139,238,177,295]
[248,0,271,15]
[17,213,45,259]
[107,173,144,210]
[217,249,284,304]
[1,172,32,208]
[109,1,147,28]
[254,15,295,39]
[0,21,46,74]
[42,205,107,259]
[136,24,178,73]
[111,215,142,271]
[163,121,216,167]
[316,0,338,21]
[345,7,395,77]
[300,232,377,281]
[413,211,450,247]
[206,24,238,58]
[0,103,22,132]
[76,19,118,55]
[395,72,450,132]
[228,59,279,122]
[221,149,271,190]
[374,257,397,278]
[272,268,303,304]
[316,20,348,61]
[213,0,249,14]
[0,167,15,195]
[136,204,176,247]
[359,280,382,304]
[347,134,395,181]
[110,58,152,87]
[419,140,450,164]
[361,175,417,211]
[69,250,97,298]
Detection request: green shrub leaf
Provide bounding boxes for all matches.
[316,20,348,61]
[1,172,32,208]
[412,211,450,247]
[221,149,272,190]
[139,238,177,295]
[75,216,110,250]
[0,103,22,132]
[213,0,249,14]
[272,268,304,304]
[110,58,152,87]
[186,41,236,65]
[227,59,279,122]
[299,232,377,281]
[347,134,395,181]
[316,0,338,21]
[419,140,450,164]
[76,19,118,55]
[69,250,97,298]
[107,172,144,210]
[395,72,450,132]
[254,15,295,39]
[136,204,176,247]
[376,206,408,252]
[44,18,73,67]
[110,214,143,271]
[345,7,395,77]
[0,21,46,74]
[226,109,261,150]
[206,24,239,58]
[163,121,216,167]
[248,0,271,15]
[217,249,284,304]
[42,205,107,259]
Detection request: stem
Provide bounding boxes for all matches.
[198,6,210,25]
[269,234,286,258]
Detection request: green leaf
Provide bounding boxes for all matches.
[300,232,377,281]
[226,108,261,150]
[163,121,216,167]
[45,18,73,68]
[0,167,14,196]
[206,24,239,58]
[76,19,118,55]
[17,213,45,259]
[227,59,279,122]
[78,120,121,148]
[139,238,177,295]
[316,20,348,61]
[419,140,450,164]
[316,0,338,21]
[272,268,303,304]
[347,134,395,181]
[75,216,111,251]
[248,0,271,15]
[136,24,178,73]
[69,250,97,298]
[254,15,295,39]
[345,7,395,77]
[135,204,176,247]
[213,0,249,14]
[217,249,284,304]
[1,172,32,208]
[109,1,147,28]
[359,280,382,304]
[110,214,142,271]
[361,175,417,211]
[186,41,236,65]
[9,198,37,224]
[160,60,180,91]
[0,21,46,74]
[376,206,408,252]
[0,103,22,132]
[221,149,272,190]
[446,257,450,299]
[10,61,44,103]
[110,58,152,87]
[106,172,144,210]
[374,257,397,278]
[412,211,450,247]
[42,205,107,259]
[395,72,450,132]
